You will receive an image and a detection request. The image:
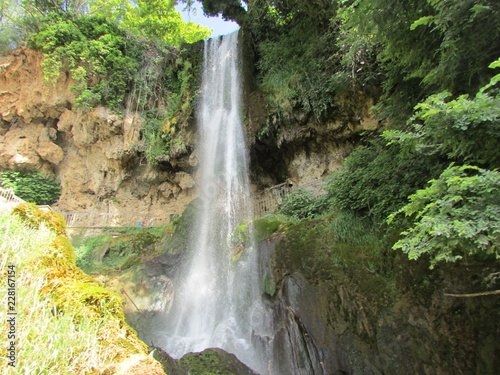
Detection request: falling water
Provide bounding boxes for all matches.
[158,31,270,373]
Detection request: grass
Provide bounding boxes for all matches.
[0,211,154,374]
[0,213,111,374]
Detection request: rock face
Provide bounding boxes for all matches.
[261,232,500,375]
[0,47,380,217]
[0,49,195,219]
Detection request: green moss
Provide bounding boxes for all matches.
[8,208,152,369]
[273,216,395,311]
[54,282,125,319]
[75,230,162,273]
[262,273,276,297]
[232,215,289,248]
[50,235,76,264]
[179,348,250,375]
[12,202,66,235]
[162,198,200,254]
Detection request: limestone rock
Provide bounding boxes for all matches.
[174,172,195,190]
[8,152,42,170]
[36,141,64,165]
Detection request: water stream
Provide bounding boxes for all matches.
[158,31,271,374]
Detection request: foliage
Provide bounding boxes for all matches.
[384,69,500,169]
[2,0,209,112]
[276,188,331,220]
[195,0,247,24]
[0,170,61,205]
[325,141,445,223]
[338,0,500,119]
[28,14,138,109]
[248,0,344,119]
[326,209,380,247]
[12,202,67,235]
[91,0,211,45]
[388,165,500,268]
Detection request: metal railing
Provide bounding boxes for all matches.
[1,179,326,227]
[57,211,169,229]
[253,179,326,216]
[0,187,25,205]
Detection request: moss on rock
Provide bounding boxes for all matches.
[9,205,164,374]
[12,202,66,234]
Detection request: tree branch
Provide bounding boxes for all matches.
[444,290,500,298]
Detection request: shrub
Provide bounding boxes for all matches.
[12,202,66,235]
[0,170,61,205]
[28,14,138,110]
[325,141,445,223]
[276,188,331,220]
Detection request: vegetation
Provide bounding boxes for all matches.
[0,170,62,205]
[0,206,153,374]
[74,226,165,274]
[234,0,500,270]
[0,0,209,164]
[276,188,330,221]
[389,165,500,268]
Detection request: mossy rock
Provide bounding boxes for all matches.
[49,235,76,264]
[54,281,125,319]
[162,198,200,254]
[12,202,66,235]
[76,230,163,273]
[101,232,160,270]
[153,347,257,375]
[232,216,287,250]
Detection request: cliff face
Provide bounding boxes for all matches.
[0,49,196,220]
[1,47,380,218]
[262,229,499,375]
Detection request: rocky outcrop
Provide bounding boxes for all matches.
[0,49,196,219]
[261,228,500,375]
[246,86,380,188]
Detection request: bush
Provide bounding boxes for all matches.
[0,170,61,205]
[0,211,150,374]
[276,188,331,220]
[325,141,446,223]
[389,165,500,268]
[28,14,139,110]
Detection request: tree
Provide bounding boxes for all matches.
[92,0,211,45]
[179,0,247,24]
[388,165,500,269]
[384,61,500,169]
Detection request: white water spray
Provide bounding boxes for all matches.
[159,32,270,373]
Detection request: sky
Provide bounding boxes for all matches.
[175,1,240,37]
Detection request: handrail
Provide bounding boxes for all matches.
[0,187,26,205]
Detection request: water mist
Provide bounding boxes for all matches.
[158,32,271,374]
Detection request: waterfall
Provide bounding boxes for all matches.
[158,31,270,373]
